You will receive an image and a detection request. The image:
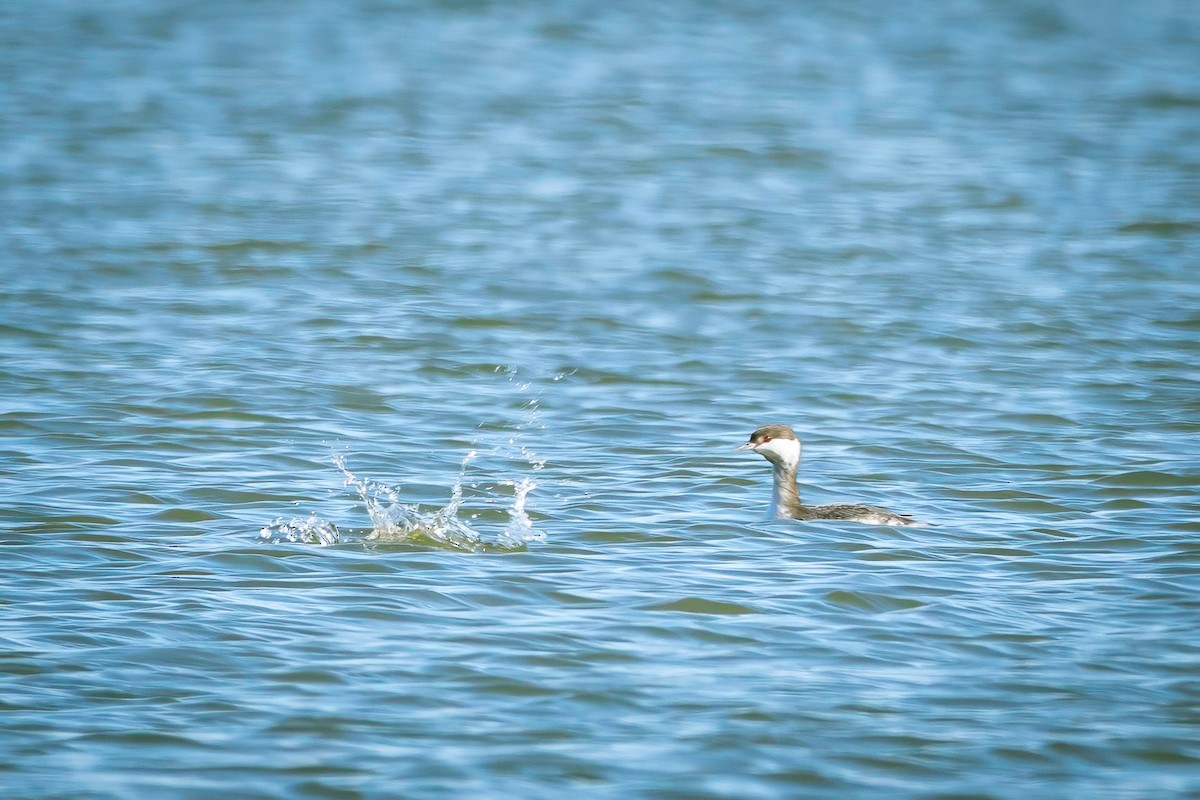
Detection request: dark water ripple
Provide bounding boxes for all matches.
[3,0,1200,798]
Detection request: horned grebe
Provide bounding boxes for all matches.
[737,424,918,526]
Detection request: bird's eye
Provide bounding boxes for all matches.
[762,435,772,443]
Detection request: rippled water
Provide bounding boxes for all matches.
[3,1,1199,797]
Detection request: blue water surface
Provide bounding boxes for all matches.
[2,1,1199,798]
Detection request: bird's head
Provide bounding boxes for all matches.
[736,424,801,468]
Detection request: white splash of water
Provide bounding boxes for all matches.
[498,477,543,548]
[259,514,341,546]
[497,365,548,472]
[261,366,548,551]
[332,448,541,551]
[330,451,473,551]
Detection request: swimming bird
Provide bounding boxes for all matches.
[737,424,918,526]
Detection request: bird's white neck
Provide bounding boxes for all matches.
[762,440,802,517]
[769,461,800,517]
